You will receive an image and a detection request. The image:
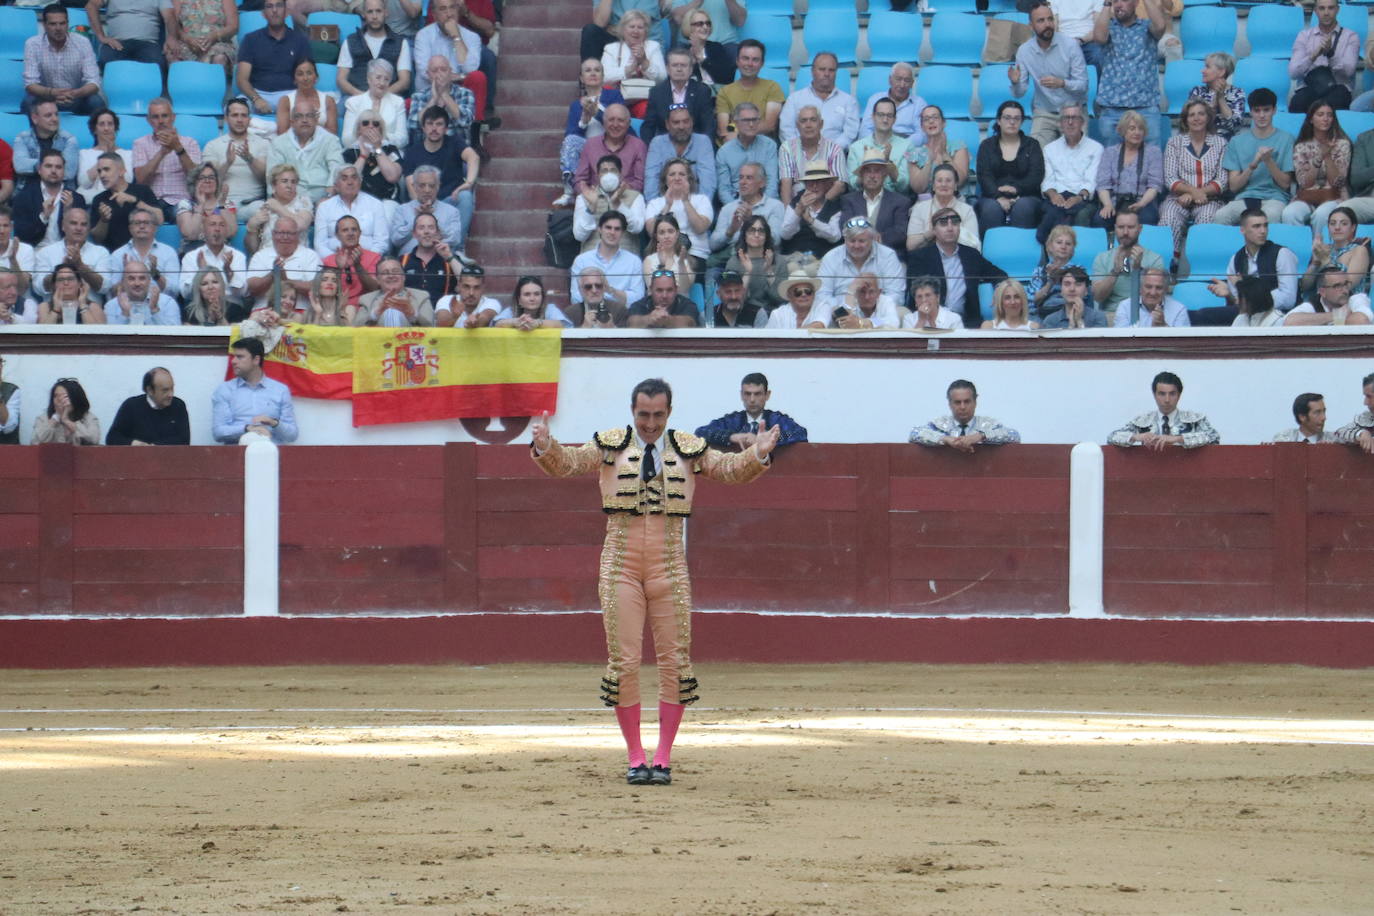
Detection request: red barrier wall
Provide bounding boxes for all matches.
[2,444,1372,620]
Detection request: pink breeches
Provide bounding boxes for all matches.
[597,513,698,708]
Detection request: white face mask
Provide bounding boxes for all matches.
[599,172,621,193]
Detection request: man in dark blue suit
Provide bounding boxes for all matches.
[640,48,716,144]
[12,149,85,248]
[906,207,1007,327]
[695,372,809,451]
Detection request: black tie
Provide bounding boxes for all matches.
[642,443,656,481]
[1161,415,1170,436]
[959,423,967,436]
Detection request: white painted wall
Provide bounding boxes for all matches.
[1,325,1371,445]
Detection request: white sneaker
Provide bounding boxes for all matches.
[551,192,574,208]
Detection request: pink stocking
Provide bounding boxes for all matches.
[653,701,685,768]
[615,704,646,767]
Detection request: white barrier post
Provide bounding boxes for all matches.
[243,437,280,617]
[1068,441,1105,618]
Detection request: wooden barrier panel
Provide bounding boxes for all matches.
[2,444,1373,619]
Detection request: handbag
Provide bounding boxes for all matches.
[619,78,654,102]
[1296,187,1341,207]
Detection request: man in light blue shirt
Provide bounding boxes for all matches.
[779,52,860,149]
[569,209,645,306]
[103,261,180,325]
[715,101,778,202]
[1212,89,1295,226]
[1011,0,1088,147]
[644,105,717,201]
[212,337,300,444]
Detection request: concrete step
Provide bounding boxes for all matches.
[502,5,584,28]
[499,27,580,54]
[497,79,574,106]
[471,209,553,237]
[485,129,562,158]
[480,157,564,182]
[477,181,565,208]
[496,105,571,132]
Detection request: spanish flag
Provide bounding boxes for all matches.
[350,327,561,427]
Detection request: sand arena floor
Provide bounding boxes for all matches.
[1,663,1371,915]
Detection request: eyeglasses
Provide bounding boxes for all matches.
[692,19,711,27]
[358,120,380,127]
[735,116,759,124]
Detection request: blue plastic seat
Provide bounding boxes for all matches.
[1138,224,1173,262]
[802,11,860,64]
[176,114,222,150]
[103,60,164,115]
[746,0,795,13]
[156,223,183,252]
[1171,280,1217,313]
[983,227,1040,282]
[1266,222,1312,267]
[1179,7,1237,58]
[237,10,267,43]
[307,11,360,34]
[1162,59,1204,115]
[1183,223,1242,279]
[60,113,92,147]
[0,112,29,143]
[1069,226,1108,270]
[854,65,890,111]
[0,7,36,61]
[169,61,229,117]
[925,12,986,65]
[1232,57,1290,108]
[976,62,1016,120]
[1338,110,1374,140]
[943,118,982,154]
[864,11,922,65]
[0,58,26,111]
[758,65,792,94]
[1244,4,1306,59]
[809,0,858,9]
[739,15,795,69]
[1338,5,1369,48]
[1271,111,1305,136]
[915,64,973,118]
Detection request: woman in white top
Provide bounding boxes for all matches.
[600,10,666,89]
[492,276,574,329]
[77,108,133,204]
[643,159,713,262]
[766,272,821,329]
[31,379,100,445]
[244,164,315,254]
[274,58,339,136]
[641,213,695,295]
[343,59,408,151]
[1231,276,1284,328]
[906,163,980,252]
[982,278,1039,330]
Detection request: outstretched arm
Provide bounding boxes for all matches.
[531,412,605,477]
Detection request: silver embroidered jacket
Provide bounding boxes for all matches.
[1272,428,1339,443]
[1334,410,1374,444]
[910,414,1021,446]
[1108,410,1219,449]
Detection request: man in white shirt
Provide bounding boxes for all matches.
[1036,104,1101,244]
[0,270,37,327]
[1284,267,1374,327]
[1203,209,1299,325]
[816,216,904,312]
[314,163,389,257]
[180,210,248,300]
[437,263,499,327]
[1273,393,1338,443]
[201,99,269,224]
[1113,266,1190,327]
[108,209,178,295]
[266,103,346,204]
[779,52,860,149]
[34,206,111,300]
[827,271,903,328]
[103,260,180,326]
[244,215,323,309]
[568,210,644,307]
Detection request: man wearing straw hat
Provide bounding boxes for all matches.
[838,148,911,251]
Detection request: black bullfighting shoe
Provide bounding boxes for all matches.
[626,764,652,785]
[648,765,672,786]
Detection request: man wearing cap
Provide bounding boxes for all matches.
[907,207,1008,328]
[710,163,786,258]
[696,372,808,450]
[628,269,701,328]
[710,269,767,328]
[767,270,823,329]
[780,161,843,258]
[816,217,905,313]
[839,149,911,251]
[644,105,717,203]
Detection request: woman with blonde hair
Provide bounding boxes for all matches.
[176,163,235,253]
[982,278,1039,330]
[306,266,351,326]
[1187,52,1246,139]
[1094,110,1163,227]
[600,9,665,117]
[184,266,231,326]
[245,164,314,254]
